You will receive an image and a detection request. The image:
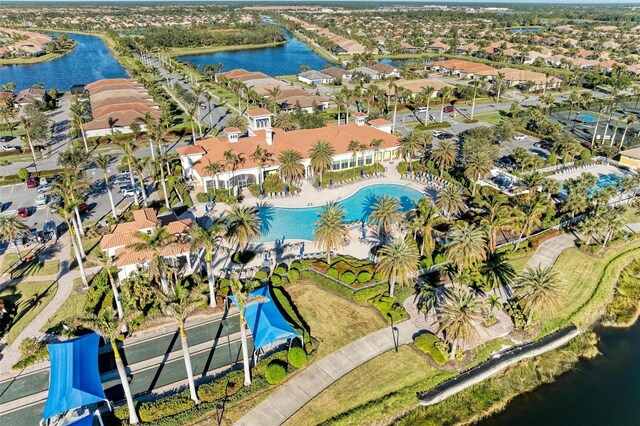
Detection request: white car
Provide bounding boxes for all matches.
[35,194,49,206]
[513,134,527,141]
[1,145,17,152]
[416,107,428,113]
[432,130,443,137]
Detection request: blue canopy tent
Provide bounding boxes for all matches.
[42,333,108,424]
[227,286,300,352]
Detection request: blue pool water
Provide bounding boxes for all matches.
[560,173,622,198]
[257,184,425,242]
[0,33,128,92]
[178,28,330,76]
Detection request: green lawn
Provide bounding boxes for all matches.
[40,289,88,334]
[0,281,57,344]
[70,237,101,269]
[286,346,454,426]
[288,282,386,359]
[1,252,60,279]
[476,111,506,126]
[509,252,534,275]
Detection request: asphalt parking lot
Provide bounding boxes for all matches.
[499,134,550,160]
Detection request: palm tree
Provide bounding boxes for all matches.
[135,112,158,161]
[514,197,547,250]
[229,276,268,386]
[131,156,149,208]
[399,130,425,164]
[95,250,125,323]
[620,115,637,149]
[314,203,349,264]
[204,160,223,190]
[376,237,420,298]
[568,91,582,123]
[157,280,206,404]
[406,198,438,256]
[70,100,90,152]
[20,116,39,168]
[418,86,436,123]
[445,223,488,270]
[479,191,516,253]
[0,216,29,261]
[439,86,453,123]
[436,185,466,220]
[309,140,335,185]
[0,101,17,136]
[189,219,226,307]
[249,145,272,193]
[94,154,118,219]
[53,203,89,288]
[273,112,295,131]
[277,149,304,189]
[347,140,363,177]
[370,195,402,239]
[369,138,384,174]
[116,139,139,205]
[226,114,248,133]
[494,72,505,101]
[437,287,484,359]
[415,284,437,317]
[464,151,493,196]
[223,149,243,197]
[77,309,140,424]
[128,226,178,293]
[225,204,261,251]
[514,266,563,326]
[266,86,282,113]
[480,253,516,292]
[470,80,482,120]
[51,170,90,244]
[431,140,458,177]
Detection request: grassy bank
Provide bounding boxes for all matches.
[603,259,640,328]
[0,281,58,344]
[0,40,77,66]
[289,30,341,64]
[167,41,287,57]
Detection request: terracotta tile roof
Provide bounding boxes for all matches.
[429,59,496,74]
[247,107,273,117]
[369,118,393,126]
[177,145,207,156]
[86,78,134,90]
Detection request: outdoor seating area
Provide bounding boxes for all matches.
[401,172,450,191]
[317,172,386,191]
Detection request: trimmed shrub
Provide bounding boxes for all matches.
[254,270,268,280]
[310,260,330,273]
[326,268,339,279]
[274,266,287,275]
[265,360,287,384]
[340,270,356,285]
[287,347,307,368]
[138,392,195,422]
[288,269,300,282]
[290,261,302,270]
[414,333,447,364]
[270,275,282,286]
[199,370,243,402]
[357,271,372,283]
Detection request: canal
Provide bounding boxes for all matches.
[177,28,331,76]
[0,33,127,92]
[480,321,640,426]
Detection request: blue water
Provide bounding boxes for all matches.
[257,184,425,242]
[177,28,330,76]
[510,27,542,33]
[0,33,128,92]
[560,173,622,198]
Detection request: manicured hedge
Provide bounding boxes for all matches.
[326,268,339,279]
[414,333,448,365]
[340,270,356,285]
[265,360,287,384]
[254,270,268,280]
[288,347,307,368]
[357,271,372,283]
[288,269,300,282]
[274,266,287,275]
[370,293,409,323]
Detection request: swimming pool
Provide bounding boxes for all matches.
[257,184,425,242]
[559,173,622,198]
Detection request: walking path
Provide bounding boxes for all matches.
[235,321,418,426]
[525,233,577,269]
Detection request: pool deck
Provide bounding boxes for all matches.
[548,164,631,183]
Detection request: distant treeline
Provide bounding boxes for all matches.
[140,25,285,49]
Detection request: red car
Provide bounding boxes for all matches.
[17,207,30,218]
[26,177,38,188]
[443,106,455,113]
[77,203,92,214]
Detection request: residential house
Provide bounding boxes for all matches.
[427,40,450,54]
[370,63,401,79]
[15,87,46,108]
[297,70,334,86]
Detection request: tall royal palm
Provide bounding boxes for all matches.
[277,149,305,189]
[53,203,88,288]
[369,138,384,174]
[249,145,272,193]
[128,226,177,293]
[223,150,243,197]
[479,191,516,253]
[78,309,139,424]
[51,170,90,247]
[370,195,402,239]
[406,198,438,257]
[431,139,458,177]
[399,130,425,164]
[464,151,493,196]
[309,140,335,186]
[0,216,29,261]
[157,280,206,404]
[314,203,349,264]
[436,185,466,220]
[116,139,140,205]
[135,112,158,161]
[229,276,267,386]
[225,205,261,251]
[445,223,488,270]
[376,237,420,298]
[514,197,547,250]
[437,287,484,359]
[70,100,91,152]
[189,219,227,307]
[418,86,436,123]
[514,266,563,326]
[94,154,118,219]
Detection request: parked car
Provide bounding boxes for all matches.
[2,145,17,152]
[443,106,454,113]
[48,195,62,207]
[77,203,92,214]
[26,177,39,188]
[120,183,141,193]
[416,107,428,113]
[432,130,443,137]
[17,207,30,218]
[122,187,142,198]
[35,194,49,206]
[534,141,554,150]
[513,133,527,141]
[113,175,134,185]
[37,182,52,193]
[0,136,14,143]
[437,133,454,140]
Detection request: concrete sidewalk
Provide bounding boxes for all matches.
[235,320,417,426]
[526,233,577,269]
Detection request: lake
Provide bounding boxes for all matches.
[0,33,128,92]
[510,27,543,34]
[177,28,330,76]
[480,321,640,426]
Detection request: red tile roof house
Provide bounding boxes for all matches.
[177,108,401,192]
[100,208,193,281]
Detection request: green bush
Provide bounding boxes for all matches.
[265,360,287,384]
[357,271,372,283]
[420,257,433,269]
[254,270,268,280]
[199,370,243,402]
[270,275,282,286]
[352,283,388,303]
[290,261,302,270]
[371,293,409,323]
[340,270,356,285]
[301,269,353,299]
[17,168,29,180]
[138,391,195,422]
[414,333,448,365]
[232,250,256,264]
[274,266,287,275]
[288,269,300,282]
[326,268,339,279]
[287,347,307,368]
[434,253,445,264]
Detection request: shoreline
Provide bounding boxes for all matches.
[288,30,341,64]
[0,40,78,66]
[168,41,287,58]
